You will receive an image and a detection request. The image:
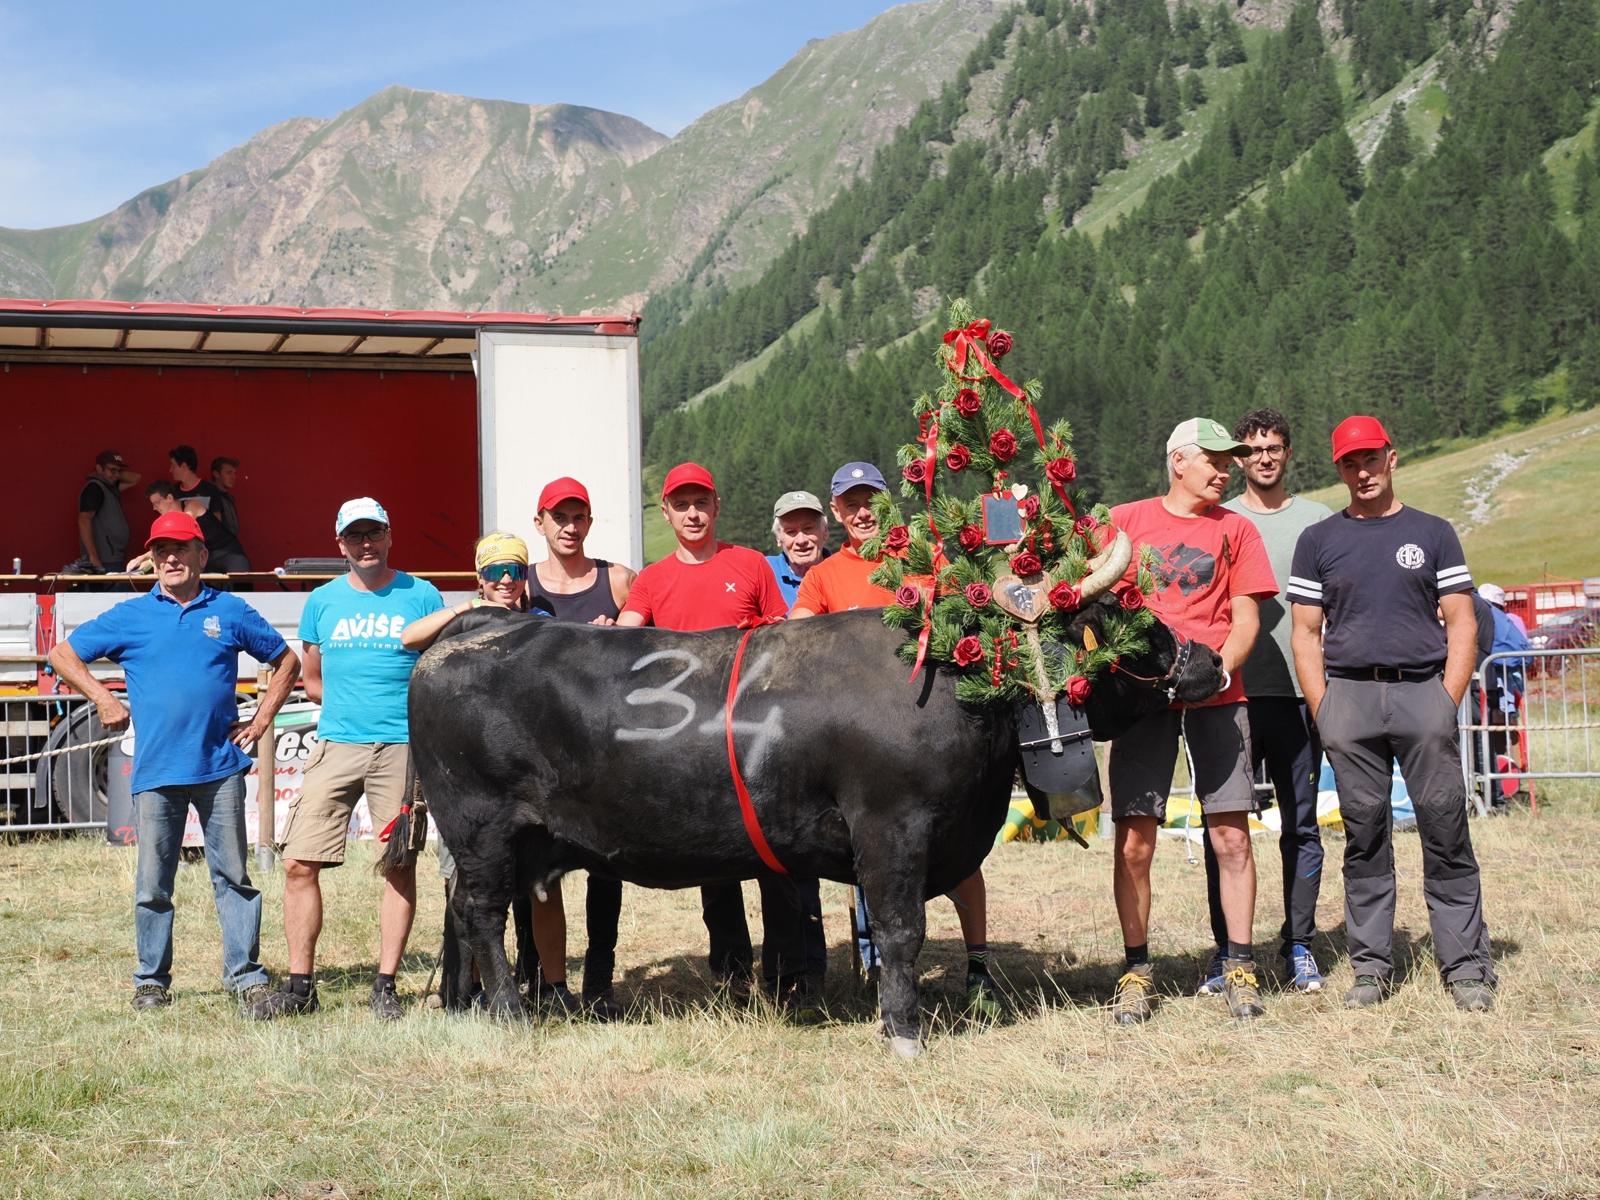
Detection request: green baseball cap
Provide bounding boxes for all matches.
[1166,417,1250,455]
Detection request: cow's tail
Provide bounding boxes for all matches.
[376,759,428,878]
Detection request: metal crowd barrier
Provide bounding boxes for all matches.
[0,693,119,833]
[1459,647,1599,816]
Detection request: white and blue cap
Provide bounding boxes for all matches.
[830,461,887,496]
[335,496,390,535]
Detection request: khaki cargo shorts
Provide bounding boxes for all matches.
[278,740,408,866]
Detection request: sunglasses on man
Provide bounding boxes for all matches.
[479,562,528,583]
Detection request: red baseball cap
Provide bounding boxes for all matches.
[661,461,716,498]
[1331,415,1392,462]
[537,476,591,513]
[145,511,205,547]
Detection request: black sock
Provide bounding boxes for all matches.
[374,972,396,992]
[288,972,313,996]
[1226,941,1254,962]
[1124,943,1149,970]
[965,944,990,977]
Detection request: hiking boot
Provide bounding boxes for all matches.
[1111,964,1156,1025]
[131,984,171,1011]
[243,979,320,1021]
[537,981,583,1019]
[1284,944,1324,994]
[370,980,405,1021]
[1450,978,1495,1013]
[778,976,826,1026]
[1344,975,1390,1009]
[1195,947,1227,996]
[1222,959,1265,1019]
[235,983,271,1017]
[965,972,1004,1025]
[583,987,624,1023]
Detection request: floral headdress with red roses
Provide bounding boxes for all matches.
[864,298,1157,707]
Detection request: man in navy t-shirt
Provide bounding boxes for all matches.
[50,511,299,1013]
[248,497,443,1022]
[1288,415,1495,1013]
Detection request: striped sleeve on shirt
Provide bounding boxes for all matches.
[1286,523,1324,606]
[1286,575,1324,604]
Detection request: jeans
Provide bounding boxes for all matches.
[133,772,267,992]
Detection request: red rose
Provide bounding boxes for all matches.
[953,388,982,418]
[957,524,984,553]
[1049,582,1081,611]
[1119,587,1145,611]
[989,429,1018,462]
[1065,674,1091,706]
[1074,515,1098,537]
[895,583,923,609]
[902,458,927,485]
[1046,456,1077,485]
[884,525,911,552]
[1010,551,1042,577]
[952,635,985,667]
[1019,495,1040,520]
[987,330,1013,359]
[945,444,972,472]
[965,582,992,608]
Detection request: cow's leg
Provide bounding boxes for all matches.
[449,851,523,1019]
[440,878,476,1011]
[510,891,535,995]
[855,844,929,1059]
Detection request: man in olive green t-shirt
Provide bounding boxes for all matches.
[1208,409,1332,995]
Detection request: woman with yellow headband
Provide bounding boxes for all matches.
[401,532,581,1016]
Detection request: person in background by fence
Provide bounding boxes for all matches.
[48,510,300,1013]
[1475,582,1532,809]
[168,444,250,574]
[1215,408,1332,995]
[248,497,444,1022]
[74,450,140,575]
[789,460,1000,1021]
[209,456,242,538]
[1107,418,1278,1026]
[1289,415,1496,1013]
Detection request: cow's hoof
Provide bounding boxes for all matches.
[887,1035,921,1059]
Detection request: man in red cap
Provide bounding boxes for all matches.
[49,512,300,1013]
[1289,415,1495,1012]
[617,463,805,1003]
[525,476,638,1019]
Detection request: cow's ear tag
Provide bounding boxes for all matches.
[1082,627,1100,652]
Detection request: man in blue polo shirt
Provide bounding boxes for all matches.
[765,490,830,607]
[50,511,300,1013]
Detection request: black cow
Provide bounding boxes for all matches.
[393,593,1220,1055]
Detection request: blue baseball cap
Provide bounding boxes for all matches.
[830,462,887,496]
[335,496,390,535]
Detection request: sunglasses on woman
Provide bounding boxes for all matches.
[479,562,528,583]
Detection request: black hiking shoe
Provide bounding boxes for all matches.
[1344,975,1390,1009]
[537,981,583,1019]
[964,972,1004,1025]
[243,979,320,1021]
[370,979,405,1021]
[583,987,625,1023]
[131,984,171,1011]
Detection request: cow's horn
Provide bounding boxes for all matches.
[1078,529,1132,600]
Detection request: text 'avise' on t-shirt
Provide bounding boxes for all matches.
[1109,497,1279,707]
[298,572,444,744]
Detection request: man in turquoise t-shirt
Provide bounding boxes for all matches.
[247,497,443,1022]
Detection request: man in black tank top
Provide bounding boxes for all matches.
[530,478,638,1019]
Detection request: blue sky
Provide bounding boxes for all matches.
[0,0,907,230]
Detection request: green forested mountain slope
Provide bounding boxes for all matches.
[643,0,1600,550]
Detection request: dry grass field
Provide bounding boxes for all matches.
[3,802,1599,1200]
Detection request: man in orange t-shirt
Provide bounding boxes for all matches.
[790,461,1000,1021]
[1104,419,1278,1027]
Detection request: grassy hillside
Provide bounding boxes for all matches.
[1304,407,1600,584]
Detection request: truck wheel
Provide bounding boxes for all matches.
[44,706,110,827]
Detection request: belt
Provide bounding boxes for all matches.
[1327,666,1442,683]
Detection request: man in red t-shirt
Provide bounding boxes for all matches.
[617,462,802,1001]
[1104,418,1278,1026]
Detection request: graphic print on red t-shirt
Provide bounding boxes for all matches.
[621,541,789,632]
[1109,497,1278,706]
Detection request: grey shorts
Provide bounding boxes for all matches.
[1109,703,1257,821]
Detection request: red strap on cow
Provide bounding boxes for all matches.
[725,626,788,875]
